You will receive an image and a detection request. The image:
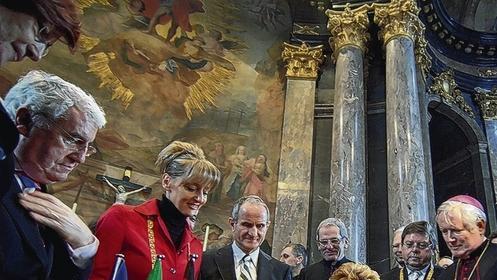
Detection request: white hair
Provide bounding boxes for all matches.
[3,70,106,129]
[436,200,487,231]
[316,218,349,240]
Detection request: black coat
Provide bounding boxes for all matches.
[297,257,353,280]
[0,176,86,279]
[438,241,497,280]
[381,266,445,280]
[0,103,18,198]
[201,244,292,280]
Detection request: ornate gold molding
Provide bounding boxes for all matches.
[430,70,474,117]
[281,42,324,79]
[373,0,421,44]
[326,4,370,59]
[474,87,497,120]
[372,0,431,79]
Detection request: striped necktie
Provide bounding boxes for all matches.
[240,254,253,280]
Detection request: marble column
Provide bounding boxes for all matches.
[326,4,370,263]
[273,43,323,256]
[475,88,497,206]
[374,0,431,230]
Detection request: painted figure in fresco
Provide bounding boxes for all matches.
[242,154,270,202]
[143,0,205,41]
[199,223,232,251]
[225,145,249,200]
[102,177,150,204]
[207,142,227,202]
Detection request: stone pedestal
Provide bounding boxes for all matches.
[326,5,370,263]
[272,43,323,256]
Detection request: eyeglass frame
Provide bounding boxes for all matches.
[402,241,432,250]
[34,113,97,157]
[316,237,344,247]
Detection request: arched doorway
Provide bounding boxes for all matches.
[428,97,496,257]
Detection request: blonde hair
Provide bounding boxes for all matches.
[330,263,380,280]
[156,141,221,191]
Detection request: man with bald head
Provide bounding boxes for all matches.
[436,195,497,280]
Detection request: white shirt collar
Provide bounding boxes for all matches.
[232,242,260,267]
[406,264,431,278]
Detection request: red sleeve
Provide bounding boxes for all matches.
[89,205,128,280]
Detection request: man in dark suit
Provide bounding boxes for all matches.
[0,70,106,279]
[436,195,497,280]
[0,0,81,197]
[297,218,353,279]
[201,195,292,280]
[381,221,444,280]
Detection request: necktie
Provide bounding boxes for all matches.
[240,255,253,280]
[410,270,423,280]
[16,171,41,192]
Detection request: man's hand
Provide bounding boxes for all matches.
[18,190,94,249]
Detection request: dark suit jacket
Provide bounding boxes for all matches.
[201,244,292,280]
[438,241,497,280]
[381,265,445,280]
[297,257,352,279]
[0,177,85,279]
[0,103,18,198]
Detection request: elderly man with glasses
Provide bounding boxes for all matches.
[0,0,81,201]
[297,218,353,279]
[0,70,106,279]
[381,221,444,280]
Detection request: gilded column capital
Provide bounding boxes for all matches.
[430,70,474,117]
[474,87,497,120]
[372,0,431,78]
[373,0,422,45]
[326,4,370,59]
[281,42,324,79]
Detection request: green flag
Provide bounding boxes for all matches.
[146,257,162,280]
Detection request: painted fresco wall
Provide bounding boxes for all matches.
[0,0,291,248]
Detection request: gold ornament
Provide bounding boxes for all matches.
[373,0,431,79]
[474,87,497,120]
[430,69,474,117]
[326,3,371,60]
[281,42,324,79]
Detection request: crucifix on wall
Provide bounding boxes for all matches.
[96,166,152,205]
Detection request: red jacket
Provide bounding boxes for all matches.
[89,199,203,280]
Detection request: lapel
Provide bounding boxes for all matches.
[256,250,272,279]
[475,241,496,279]
[215,245,236,280]
[1,180,50,271]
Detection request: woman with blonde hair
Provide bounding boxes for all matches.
[90,140,221,279]
[330,263,380,280]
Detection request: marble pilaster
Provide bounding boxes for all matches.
[273,43,323,256]
[374,0,431,230]
[474,88,497,205]
[326,4,370,263]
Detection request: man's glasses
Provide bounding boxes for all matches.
[317,238,342,247]
[36,114,97,157]
[402,241,431,250]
